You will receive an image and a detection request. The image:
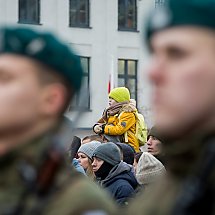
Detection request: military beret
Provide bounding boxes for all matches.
[0,27,83,91]
[146,0,215,41]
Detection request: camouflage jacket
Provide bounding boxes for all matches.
[125,132,215,215]
[0,121,117,215]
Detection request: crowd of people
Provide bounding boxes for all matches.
[68,86,166,207]
[1,0,215,214]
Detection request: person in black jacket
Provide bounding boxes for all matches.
[92,142,138,206]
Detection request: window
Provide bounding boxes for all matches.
[155,0,166,8]
[118,59,137,102]
[69,0,89,28]
[118,0,137,31]
[69,57,90,110]
[18,0,40,24]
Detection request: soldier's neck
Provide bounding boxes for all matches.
[0,118,59,156]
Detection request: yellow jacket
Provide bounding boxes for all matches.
[103,104,140,152]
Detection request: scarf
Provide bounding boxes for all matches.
[95,161,114,181]
[102,101,128,122]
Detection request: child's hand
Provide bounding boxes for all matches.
[93,124,104,134]
[94,125,103,134]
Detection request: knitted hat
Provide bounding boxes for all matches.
[147,126,163,142]
[78,141,101,160]
[146,0,215,42]
[115,142,135,165]
[136,152,166,185]
[0,27,83,91]
[109,87,130,103]
[93,142,121,166]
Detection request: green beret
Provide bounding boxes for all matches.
[0,27,83,91]
[146,0,215,41]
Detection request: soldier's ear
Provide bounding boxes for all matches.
[39,83,67,116]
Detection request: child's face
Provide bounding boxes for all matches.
[108,97,118,106]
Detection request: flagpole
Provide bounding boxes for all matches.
[108,55,115,93]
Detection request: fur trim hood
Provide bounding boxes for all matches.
[120,103,137,113]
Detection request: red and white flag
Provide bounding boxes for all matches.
[108,56,115,93]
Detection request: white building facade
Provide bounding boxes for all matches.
[0,0,165,134]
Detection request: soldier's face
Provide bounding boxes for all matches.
[149,27,215,138]
[0,54,50,132]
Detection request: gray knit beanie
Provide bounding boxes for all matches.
[78,141,101,160]
[136,152,166,185]
[92,142,121,166]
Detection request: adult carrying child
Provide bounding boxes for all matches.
[93,87,147,152]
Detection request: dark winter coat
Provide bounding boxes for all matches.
[100,161,139,205]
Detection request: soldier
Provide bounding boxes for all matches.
[0,27,117,215]
[126,0,215,214]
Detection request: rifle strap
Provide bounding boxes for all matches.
[13,139,65,215]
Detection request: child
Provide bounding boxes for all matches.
[93,87,140,152]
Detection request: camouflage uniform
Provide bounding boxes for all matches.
[0,120,118,215]
[125,0,215,214]
[126,132,215,215]
[0,27,118,215]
